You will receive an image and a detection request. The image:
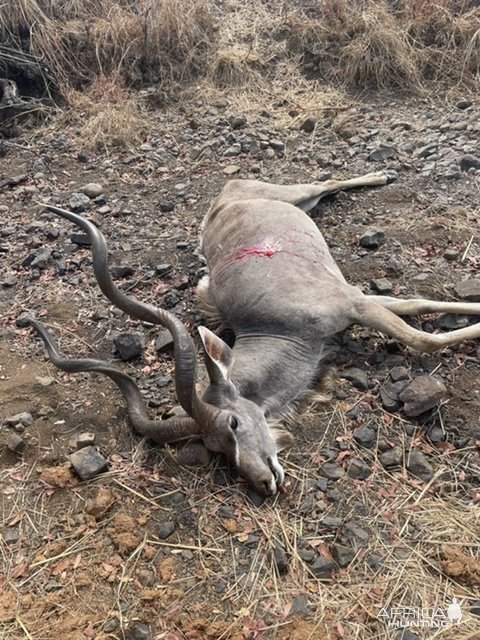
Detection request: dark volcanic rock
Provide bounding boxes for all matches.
[331,543,356,567]
[310,556,336,579]
[379,446,403,469]
[347,458,372,480]
[274,545,289,575]
[342,367,369,390]
[359,229,385,249]
[319,462,345,480]
[398,375,447,416]
[353,425,376,449]
[406,449,434,481]
[113,332,144,360]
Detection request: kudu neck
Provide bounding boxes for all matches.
[231,333,322,415]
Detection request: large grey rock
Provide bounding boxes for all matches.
[398,375,448,416]
[454,278,480,301]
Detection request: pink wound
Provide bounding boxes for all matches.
[235,244,277,260]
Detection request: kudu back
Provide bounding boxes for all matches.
[31,171,480,497]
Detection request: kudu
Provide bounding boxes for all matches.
[30,170,480,496]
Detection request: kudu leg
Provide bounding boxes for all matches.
[354,298,480,354]
[219,171,397,213]
[367,295,480,317]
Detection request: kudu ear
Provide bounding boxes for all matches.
[198,326,234,386]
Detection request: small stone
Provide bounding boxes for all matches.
[154,330,173,353]
[125,623,152,640]
[3,528,20,545]
[406,449,434,481]
[155,264,172,276]
[353,425,376,448]
[380,381,407,412]
[176,241,188,250]
[36,375,55,387]
[223,165,240,175]
[331,543,356,567]
[321,516,342,528]
[159,199,175,212]
[390,366,409,382]
[291,595,312,618]
[379,446,403,469]
[459,154,480,171]
[319,462,345,480]
[5,432,26,453]
[456,99,472,110]
[274,545,289,575]
[111,265,135,279]
[368,146,397,161]
[300,117,317,133]
[224,143,241,157]
[246,487,266,507]
[4,412,33,427]
[230,115,246,129]
[30,249,50,269]
[398,375,448,416]
[298,548,315,562]
[2,276,17,287]
[269,139,285,151]
[157,521,176,539]
[104,619,119,633]
[344,521,370,547]
[69,446,108,480]
[347,458,372,480]
[70,233,91,246]
[435,313,469,330]
[341,368,369,390]
[70,432,96,449]
[69,192,91,212]
[371,278,393,294]
[177,442,211,467]
[113,333,144,361]
[454,278,480,301]
[443,248,459,261]
[79,183,104,199]
[359,229,385,249]
[310,556,336,579]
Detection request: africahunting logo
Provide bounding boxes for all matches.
[379,597,463,628]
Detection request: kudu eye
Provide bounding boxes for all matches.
[229,415,239,431]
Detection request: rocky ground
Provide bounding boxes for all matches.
[1,92,480,639]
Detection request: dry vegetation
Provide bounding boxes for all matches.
[1,0,478,92]
[1,0,479,147]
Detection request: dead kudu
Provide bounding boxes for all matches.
[30,171,480,497]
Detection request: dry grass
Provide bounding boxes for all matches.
[283,0,480,91]
[62,77,147,149]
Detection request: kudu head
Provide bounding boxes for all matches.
[32,203,290,498]
[197,327,291,496]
